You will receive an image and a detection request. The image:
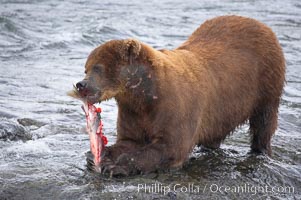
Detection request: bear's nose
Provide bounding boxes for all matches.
[76,80,87,92]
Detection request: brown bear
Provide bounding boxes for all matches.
[74,15,285,176]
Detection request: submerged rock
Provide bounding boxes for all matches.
[17,118,46,128]
[0,118,31,141]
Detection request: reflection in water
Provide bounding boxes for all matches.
[0,0,300,199]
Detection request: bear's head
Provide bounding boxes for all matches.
[72,39,157,104]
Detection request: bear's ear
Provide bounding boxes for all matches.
[119,39,142,64]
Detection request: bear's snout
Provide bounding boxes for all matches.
[76,80,89,97]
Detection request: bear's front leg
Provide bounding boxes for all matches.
[100,140,141,170]
[102,143,185,177]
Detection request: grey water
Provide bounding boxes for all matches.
[0,0,300,199]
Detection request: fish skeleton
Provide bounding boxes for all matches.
[68,86,107,171]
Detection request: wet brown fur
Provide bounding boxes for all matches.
[80,16,285,175]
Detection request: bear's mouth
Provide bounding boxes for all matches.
[86,91,102,104]
[68,84,118,104]
[67,84,102,104]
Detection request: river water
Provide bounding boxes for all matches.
[0,0,300,199]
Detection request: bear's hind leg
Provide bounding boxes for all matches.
[249,102,279,156]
